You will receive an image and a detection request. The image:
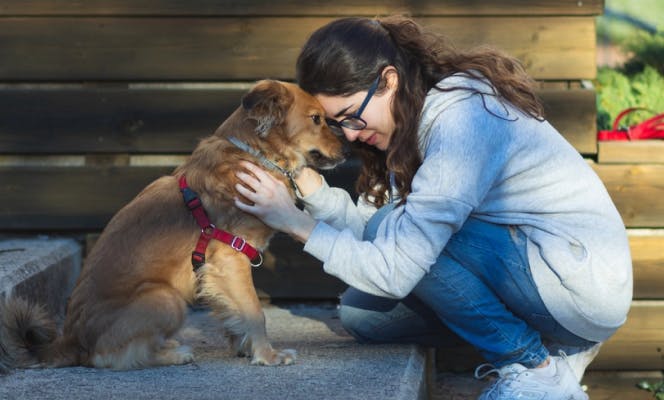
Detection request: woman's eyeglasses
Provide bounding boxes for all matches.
[325,75,381,136]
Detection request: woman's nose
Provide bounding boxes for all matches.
[343,127,360,142]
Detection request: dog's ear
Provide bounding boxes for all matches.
[242,80,294,137]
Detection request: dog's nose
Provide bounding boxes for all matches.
[342,142,353,159]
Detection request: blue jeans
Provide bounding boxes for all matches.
[339,204,596,368]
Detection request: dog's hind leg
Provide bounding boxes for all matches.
[198,249,296,366]
[90,283,192,370]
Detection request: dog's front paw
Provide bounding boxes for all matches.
[174,346,196,364]
[250,348,297,366]
[156,345,195,366]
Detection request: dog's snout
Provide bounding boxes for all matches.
[307,148,345,170]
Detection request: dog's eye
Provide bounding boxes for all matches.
[310,114,321,125]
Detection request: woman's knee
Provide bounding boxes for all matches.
[338,304,379,343]
[338,287,405,343]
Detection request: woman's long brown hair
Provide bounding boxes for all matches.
[296,16,543,207]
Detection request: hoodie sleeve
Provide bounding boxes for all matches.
[298,175,373,240]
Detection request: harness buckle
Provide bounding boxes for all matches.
[191,251,206,270]
[231,236,246,252]
[181,187,202,210]
[186,198,202,210]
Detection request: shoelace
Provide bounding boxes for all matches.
[474,363,500,380]
[474,350,570,381]
[474,363,526,398]
[557,350,570,362]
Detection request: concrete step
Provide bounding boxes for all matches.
[0,237,81,317]
[0,304,428,400]
[0,237,428,400]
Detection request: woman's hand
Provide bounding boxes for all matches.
[234,161,317,243]
[293,167,323,197]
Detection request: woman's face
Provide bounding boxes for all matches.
[315,68,398,151]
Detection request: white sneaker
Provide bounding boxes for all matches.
[475,353,588,400]
[562,342,602,382]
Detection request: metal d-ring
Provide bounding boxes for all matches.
[250,253,263,268]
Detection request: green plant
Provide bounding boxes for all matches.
[595,25,664,131]
[595,65,664,130]
[637,380,664,399]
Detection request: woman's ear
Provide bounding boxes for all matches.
[382,66,399,92]
[242,80,294,137]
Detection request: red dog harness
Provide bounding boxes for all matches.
[179,175,262,270]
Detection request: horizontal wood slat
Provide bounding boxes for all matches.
[0,0,605,16]
[3,164,662,232]
[0,166,173,230]
[0,17,596,81]
[598,141,664,164]
[592,164,664,228]
[0,87,596,155]
[630,233,664,299]
[0,164,358,231]
[2,163,663,231]
[542,89,597,155]
[0,85,247,154]
[593,301,664,370]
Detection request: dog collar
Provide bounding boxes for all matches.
[179,175,263,269]
[227,136,301,196]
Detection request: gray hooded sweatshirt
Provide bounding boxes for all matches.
[301,74,632,342]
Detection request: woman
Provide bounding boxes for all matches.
[234,16,632,400]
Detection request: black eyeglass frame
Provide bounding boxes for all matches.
[325,74,381,136]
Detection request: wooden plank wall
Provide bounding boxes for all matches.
[2,0,663,371]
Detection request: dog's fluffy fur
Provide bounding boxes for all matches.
[0,80,346,371]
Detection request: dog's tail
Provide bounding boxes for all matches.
[0,297,58,373]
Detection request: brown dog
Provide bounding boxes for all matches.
[0,80,346,371]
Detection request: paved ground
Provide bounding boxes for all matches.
[0,303,426,400]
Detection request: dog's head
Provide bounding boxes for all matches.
[241,80,348,171]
